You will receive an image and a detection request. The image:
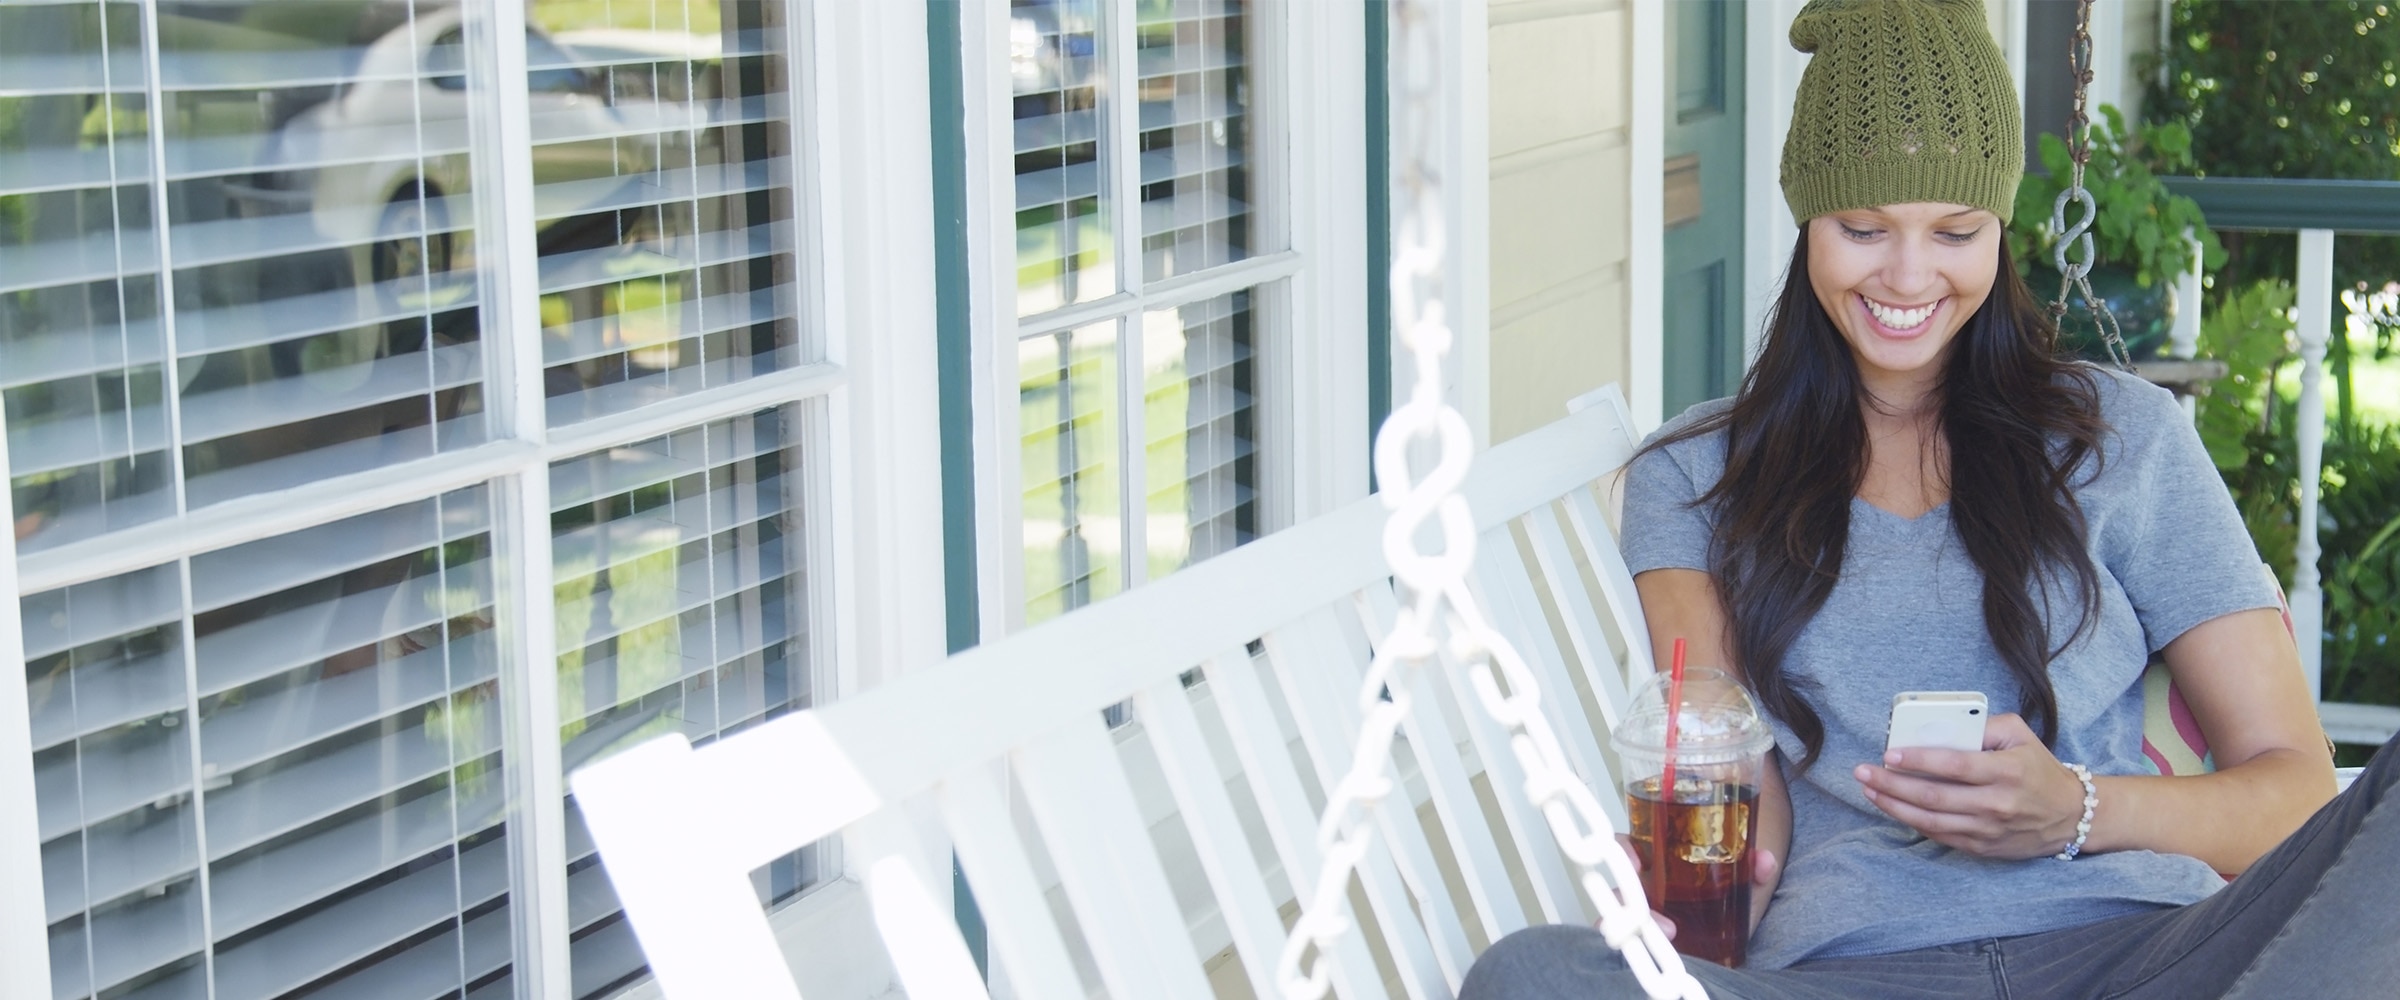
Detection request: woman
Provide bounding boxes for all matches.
[1461,1,2398,996]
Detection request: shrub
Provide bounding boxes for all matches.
[2193,278,2400,711]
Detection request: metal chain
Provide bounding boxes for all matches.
[2049,0,2136,371]
[1272,3,1704,998]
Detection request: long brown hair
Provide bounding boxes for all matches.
[1649,229,2108,770]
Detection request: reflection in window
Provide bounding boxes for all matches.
[1020,322,1123,625]
[1018,291,1257,624]
[0,1,488,553]
[27,489,506,1000]
[1011,0,1113,317]
[1018,294,1256,732]
[1135,0,1250,282]
[1,2,171,554]
[528,0,806,427]
[1004,4,1264,710]
[550,406,815,999]
[1141,290,1257,579]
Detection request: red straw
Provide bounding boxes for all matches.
[1662,638,1688,799]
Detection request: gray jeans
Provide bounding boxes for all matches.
[1460,734,2400,999]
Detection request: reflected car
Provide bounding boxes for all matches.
[225,5,679,314]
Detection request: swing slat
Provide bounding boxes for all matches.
[1134,672,1296,999]
[937,769,1089,1000]
[1013,715,1215,1000]
[1206,647,1393,1000]
[1473,532,1626,830]
[853,810,995,1000]
[1521,501,1635,729]
[1360,581,1585,926]
[1264,607,1468,996]
[1343,585,1531,944]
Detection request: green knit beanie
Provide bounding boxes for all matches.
[1780,0,2023,225]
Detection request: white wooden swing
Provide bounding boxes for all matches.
[568,378,1692,1000]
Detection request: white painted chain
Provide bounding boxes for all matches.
[1271,3,1705,998]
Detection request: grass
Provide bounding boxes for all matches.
[2272,322,2400,431]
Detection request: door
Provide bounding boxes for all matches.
[1662,0,1747,418]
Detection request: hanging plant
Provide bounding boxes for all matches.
[2011,106,2228,288]
[2008,107,2228,360]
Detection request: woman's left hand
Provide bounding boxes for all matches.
[1854,712,2087,860]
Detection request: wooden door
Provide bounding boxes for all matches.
[1663,0,1748,418]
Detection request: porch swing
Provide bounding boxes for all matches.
[563,3,2327,1000]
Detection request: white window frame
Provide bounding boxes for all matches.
[958,0,1369,643]
[0,2,951,998]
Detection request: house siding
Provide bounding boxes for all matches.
[1486,0,1634,443]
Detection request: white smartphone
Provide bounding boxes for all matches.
[1885,691,1990,754]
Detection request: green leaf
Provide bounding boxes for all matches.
[2037,132,2074,178]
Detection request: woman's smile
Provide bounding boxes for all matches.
[1857,294,1947,337]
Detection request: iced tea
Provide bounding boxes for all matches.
[1626,775,1757,967]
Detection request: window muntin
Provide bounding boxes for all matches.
[28,489,505,1000]
[551,405,817,999]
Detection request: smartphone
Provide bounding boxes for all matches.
[1885,691,1989,754]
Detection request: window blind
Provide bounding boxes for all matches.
[1010,0,1112,317]
[0,0,489,554]
[1134,0,1250,282]
[2,1,172,556]
[1010,0,1260,639]
[1140,289,1257,577]
[526,0,805,429]
[1018,322,1124,626]
[29,489,504,1000]
[14,3,826,999]
[550,406,816,1000]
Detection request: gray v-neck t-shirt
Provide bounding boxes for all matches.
[1620,366,2280,969]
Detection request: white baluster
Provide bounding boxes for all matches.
[2293,230,2334,700]
[2172,227,2204,423]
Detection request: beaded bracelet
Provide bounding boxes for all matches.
[2054,762,2098,861]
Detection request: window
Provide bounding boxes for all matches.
[991,0,1329,644]
[553,410,819,998]
[29,495,506,1000]
[8,3,840,999]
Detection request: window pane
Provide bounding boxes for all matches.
[0,1,491,553]
[1140,289,1257,581]
[1136,0,1250,282]
[25,489,509,1000]
[1012,0,1115,317]
[550,406,817,999]
[1020,322,1123,625]
[162,1,490,508]
[529,0,809,427]
[2,2,169,555]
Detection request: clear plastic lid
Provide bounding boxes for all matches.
[1610,666,1775,766]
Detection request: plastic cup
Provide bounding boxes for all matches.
[1611,667,1775,967]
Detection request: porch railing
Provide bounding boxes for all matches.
[2161,176,2400,745]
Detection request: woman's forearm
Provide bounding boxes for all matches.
[2085,747,2335,873]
